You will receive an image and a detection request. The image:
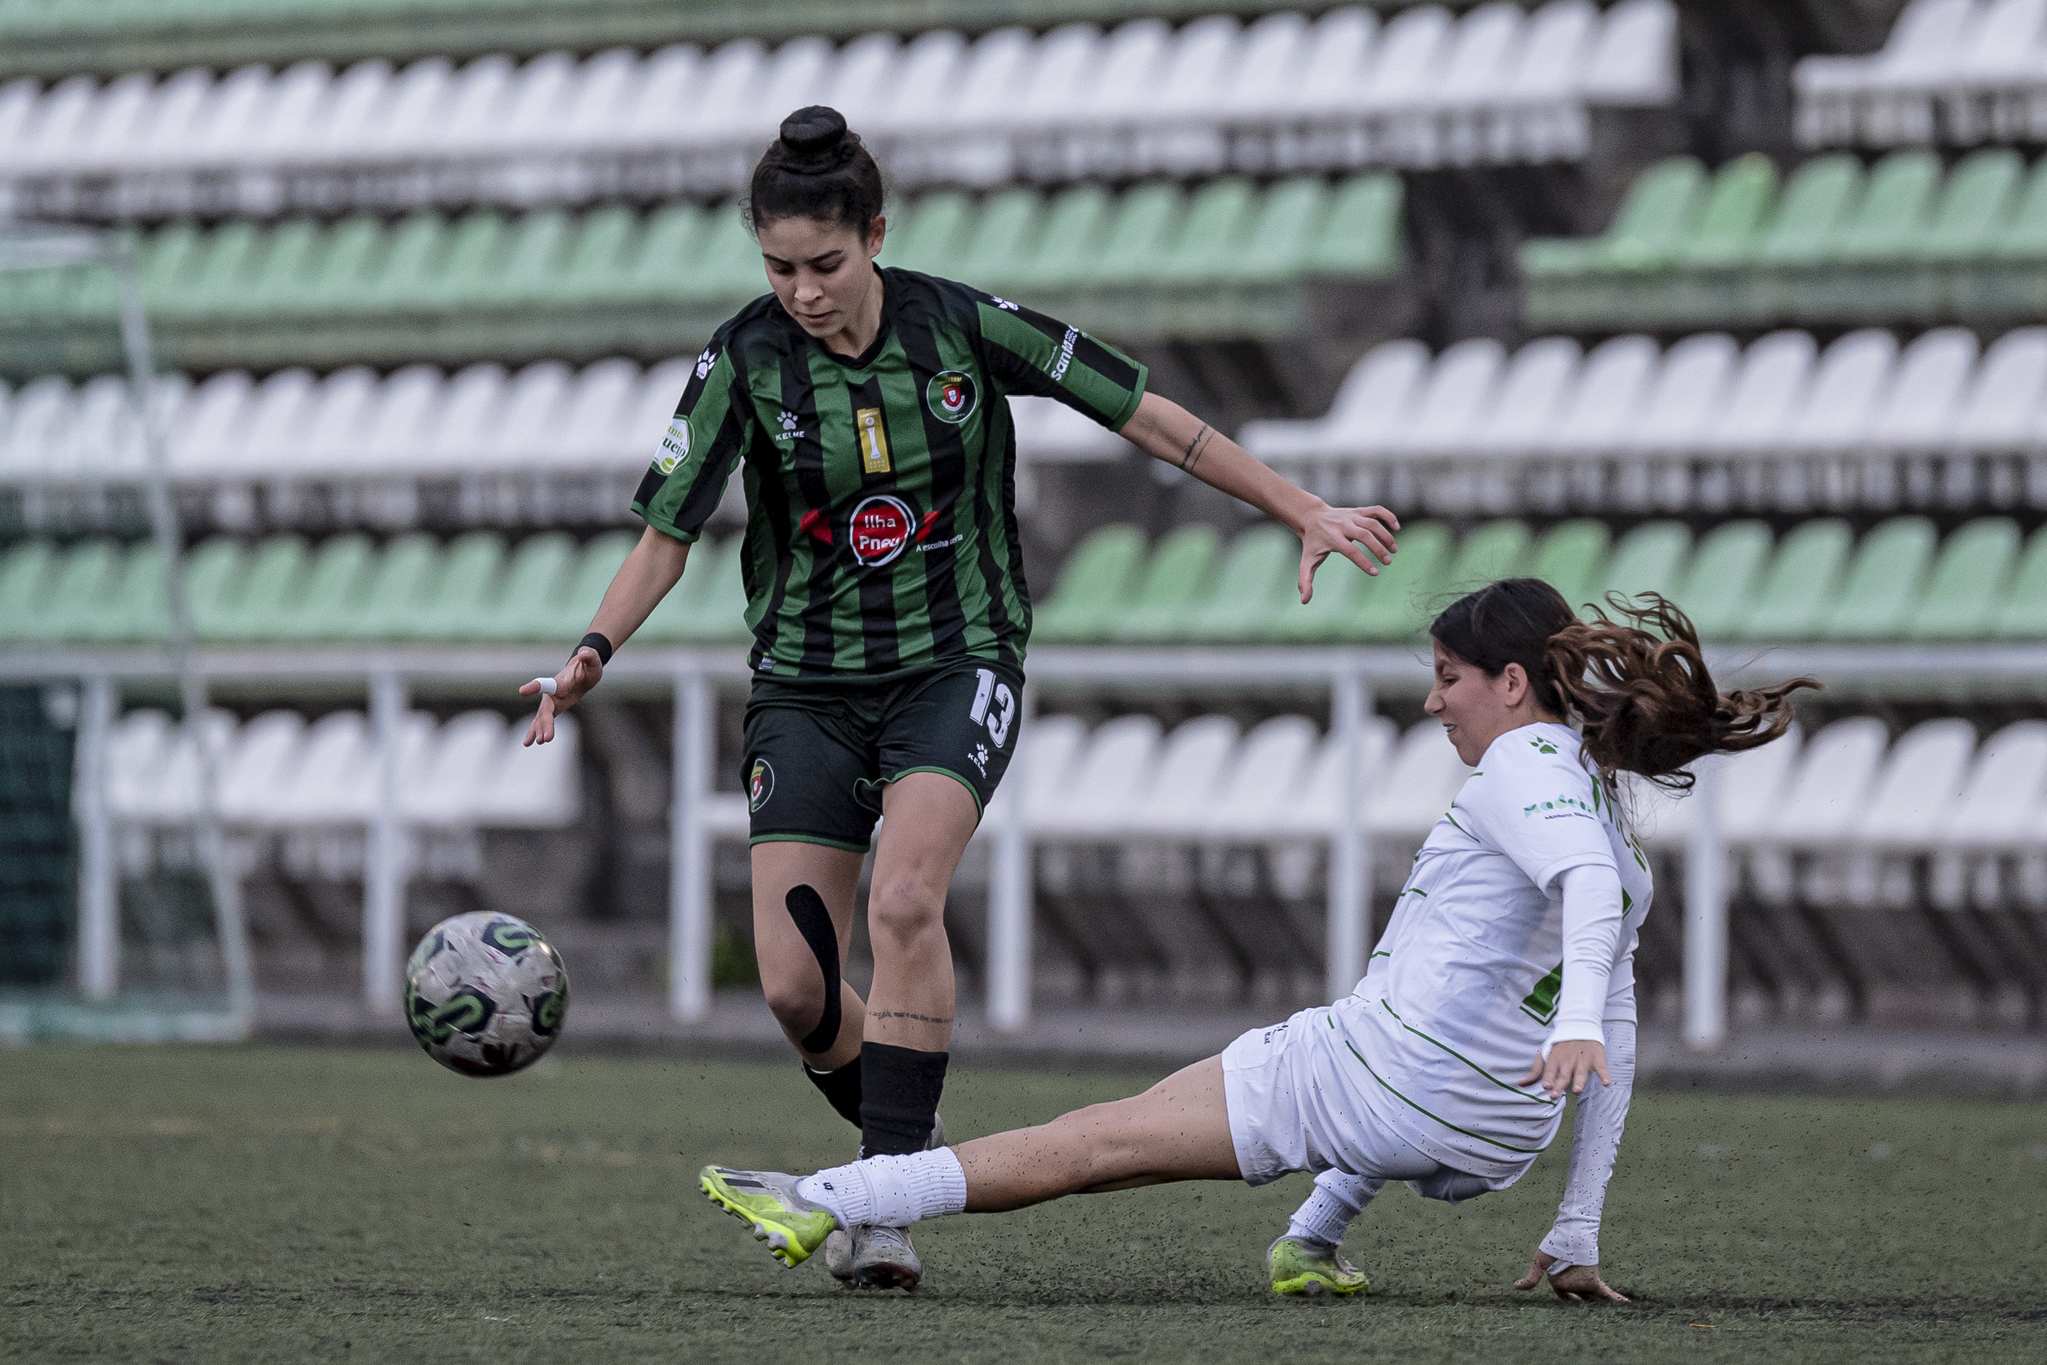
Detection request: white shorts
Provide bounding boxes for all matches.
[1221,1005,1512,1196]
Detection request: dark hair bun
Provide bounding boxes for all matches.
[778,106,854,173]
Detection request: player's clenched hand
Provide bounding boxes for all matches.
[1297,503,1401,604]
[521,646,604,746]
[1515,1249,1630,1302]
[1518,1039,1610,1101]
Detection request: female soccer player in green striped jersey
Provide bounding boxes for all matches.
[523,105,1401,1291]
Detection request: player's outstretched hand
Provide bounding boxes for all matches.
[1518,1039,1610,1101]
[1297,503,1401,604]
[1514,1250,1629,1302]
[521,646,604,746]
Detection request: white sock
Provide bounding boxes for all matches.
[797,1148,968,1229]
[1286,1171,1382,1252]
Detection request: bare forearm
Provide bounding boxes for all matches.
[1121,392,1321,533]
[587,526,691,650]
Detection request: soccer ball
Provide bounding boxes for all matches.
[404,912,569,1077]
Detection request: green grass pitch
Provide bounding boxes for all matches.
[3,1044,2044,1363]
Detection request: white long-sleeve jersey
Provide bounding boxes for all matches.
[1332,721,1652,1180]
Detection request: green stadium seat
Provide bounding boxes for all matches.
[230,218,325,319]
[1522,157,1705,279]
[1087,182,1187,288]
[409,531,508,640]
[160,220,264,320]
[1753,154,1865,269]
[1155,178,1258,287]
[1527,519,1612,609]
[1113,524,1221,642]
[1032,523,1147,643]
[470,532,578,641]
[419,210,513,308]
[0,541,56,643]
[1440,520,1532,593]
[1835,151,1943,263]
[1903,518,2019,641]
[1820,517,1938,641]
[1917,149,2024,262]
[1992,525,2047,638]
[299,215,387,313]
[352,212,449,314]
[1740,519,1853,641]
[1678,154,1779,268]
[343,533,445,640]
[216,535,312,641]
[1671,520,1772,639]
[184,538,249,641]
[1190,524,1297,640]
[542,530,637,642]
[31,540,124,642]
[1995,157,2047,260]
[888,191,975,278]
[1307,174,1404,278]
[1351,521,1455,641]
[483,209,575,306]
[553,205,641,307]
[1233,176,1332,285]
[1597,520,1693,607]
[621,201,709,304]
[270,533,377,641]
[95,543,169,643]
[956,188,1045,295]
[690,203,768,302]
[637,534,726,643]
[1016,184,1114,293]
[691,534,752,644]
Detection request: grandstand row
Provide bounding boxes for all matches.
[0,1,1675,221]
[8,512,2047,649]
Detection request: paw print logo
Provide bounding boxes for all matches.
[779,410,799,433]
[989,295,1020,312]
[694,347,717,379]
[969,743,990,776]
[1529,737,1558,755]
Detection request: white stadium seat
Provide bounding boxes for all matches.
[1785,329,1898,455]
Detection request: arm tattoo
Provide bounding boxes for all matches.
[1179,422,1213,473]
[866,1010,954,1026]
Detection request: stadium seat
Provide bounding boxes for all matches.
[1755,716,1891,856]
[1904,518,2020,640]
[1672,520,1773,639]
[1111,524,1220,642]
[1032,524,1147,644]
[1598,520,1691,607]
[1349,521,1453,641]
[1858,718,1980,851]
[1821,517,1939,641]
[1526,518,1611,609]
[1192,524,1297,641]
[1741,519,1852,641]
[1991,524,2047,638]
[1938,719,2047,849]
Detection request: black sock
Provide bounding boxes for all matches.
[858,1042,949,1156]
[803,1059,864,1131]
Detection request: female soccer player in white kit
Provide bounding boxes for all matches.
[699,579,1816,1296]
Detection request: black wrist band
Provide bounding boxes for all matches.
[576,632,614,666]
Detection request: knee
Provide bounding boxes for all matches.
[867,876,947,949]
[759,963,823,1030]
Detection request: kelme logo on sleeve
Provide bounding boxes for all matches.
[657,420,690,474]
[926,370,978,423]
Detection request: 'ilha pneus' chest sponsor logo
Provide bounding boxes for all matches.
[926,370,978,424]
[848,494,917,566]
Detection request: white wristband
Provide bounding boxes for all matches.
[530,676,558,696]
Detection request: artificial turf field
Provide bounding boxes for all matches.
[2,1045,2043,1363]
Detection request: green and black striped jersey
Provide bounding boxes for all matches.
[633,267,1148,679]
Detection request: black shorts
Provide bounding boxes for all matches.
[742,658,1025,852]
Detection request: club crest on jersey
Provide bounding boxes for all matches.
[748,758,775,812]
[849,494,917,567]
[926,370,978,424]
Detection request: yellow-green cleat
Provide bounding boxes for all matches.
[699,1166,839,1268]
[1267,1236,1370,1297]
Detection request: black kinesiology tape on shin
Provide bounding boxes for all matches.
[859,1043,949,1156]
[784,884,842,1055]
